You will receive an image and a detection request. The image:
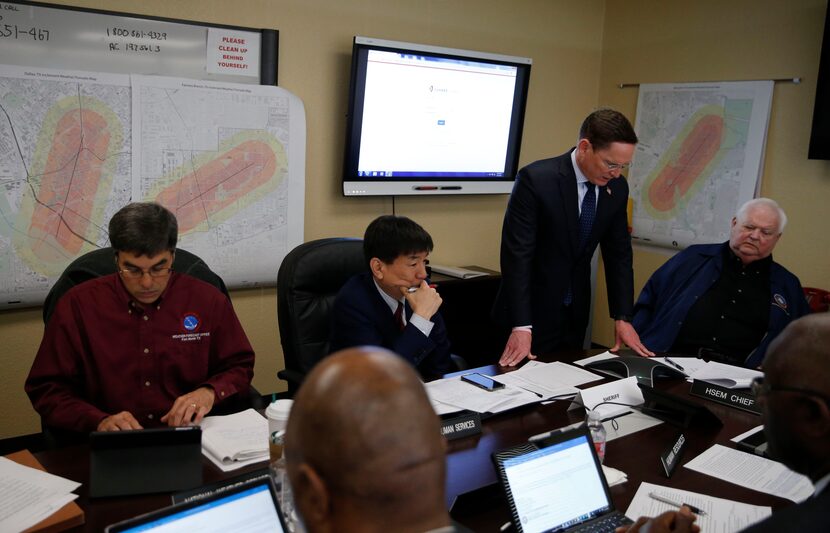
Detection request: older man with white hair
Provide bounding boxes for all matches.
[632,198,808,367]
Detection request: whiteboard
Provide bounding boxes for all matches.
[0,0,278,84]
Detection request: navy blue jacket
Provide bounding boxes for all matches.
[329,272,453,379]
[632,242,809,367]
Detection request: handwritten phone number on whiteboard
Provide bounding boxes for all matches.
[107,28,167,40]
[0,24,49,41]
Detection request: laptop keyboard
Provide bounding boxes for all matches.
[569,511,633,533]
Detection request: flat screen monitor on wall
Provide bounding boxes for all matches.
[343,36,532,196]
[809,6,830,159]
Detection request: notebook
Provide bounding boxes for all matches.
[89,426,202,498]
[492,426,633,533]
[105,476,287,532]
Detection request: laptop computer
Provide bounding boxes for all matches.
[89,426,202,498]
[492,426,633,533]
[105,476,288,532]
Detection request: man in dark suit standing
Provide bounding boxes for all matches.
[329,215,453,380]
[494,109,652,365]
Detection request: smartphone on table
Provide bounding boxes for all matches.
[460,372,505,391]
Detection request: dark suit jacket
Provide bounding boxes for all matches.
[493,149,634,353]
[329,272,453,379]
[741,486,830,532]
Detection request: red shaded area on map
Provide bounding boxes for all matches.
[647,114,723,212]
[29,109,110,257]
[155,140,277,233]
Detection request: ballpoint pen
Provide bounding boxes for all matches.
[648,492,707,516]
[664,357,686,373]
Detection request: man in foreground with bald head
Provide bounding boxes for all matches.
[284,346,468,533]
[620,313,830,532]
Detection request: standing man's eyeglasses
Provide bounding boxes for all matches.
[603,159,630,172]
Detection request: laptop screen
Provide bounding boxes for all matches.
[500,433,612,533]
[108,479,286,532]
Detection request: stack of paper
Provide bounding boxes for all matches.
[625,481,771,532]
[425,377,541,414]
[499,360,604,397]
[425,361,603,415]
[200,408,270,472]
[577,351,763,389]
[0,456,81,532]
[684,444,814,502]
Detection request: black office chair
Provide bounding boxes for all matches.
[43,247,229,324]
[276,238,366,396]
[39,246,260,448]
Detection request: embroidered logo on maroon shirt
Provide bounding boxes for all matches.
[182,313,201,332]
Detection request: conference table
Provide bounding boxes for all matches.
[31,351,791,532]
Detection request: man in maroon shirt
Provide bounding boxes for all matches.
[25,203,255,433]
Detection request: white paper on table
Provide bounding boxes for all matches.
[516,360,605,387]
[731,425,764,443]
[424,376,541,414]
[602,464,628,487]
[203,447,269,473]
[652,357,708,377]
[492,371,578,400]
[0,457,81,533]
[625,481,771,532]
[428,397,464,416]
[603,411,663,442]
[573,351,619,366]
[684,444,814,502]
[200,408,269,463]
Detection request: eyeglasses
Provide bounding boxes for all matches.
[602,159,630,172]
[751,376,830,405]
[119,267,173,279]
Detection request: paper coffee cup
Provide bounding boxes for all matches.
[266,399,293,460]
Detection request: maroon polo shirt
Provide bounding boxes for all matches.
[25,272,255,432]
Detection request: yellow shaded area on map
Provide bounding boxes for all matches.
[15,96,123,276]
[146,130,287,234]
[641,105,726,219]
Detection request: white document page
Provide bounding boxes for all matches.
[689,362,763,389]
[652,357,709,377]
[625,481,771,532]
[493,371,577,400]
[200,408,269,464]
[684,444,814,502]
[508,360,604,392]
[0,457,81,533]
[574,351,619,367]
[424,376,541,414]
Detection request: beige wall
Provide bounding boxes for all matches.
[0,0,607,439]
[591,0,830,346]
[4,0,829,440]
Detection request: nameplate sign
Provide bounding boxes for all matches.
[440,411,482,441]
[689,380,761,414]
[568,376,644,419]
[660,433,687,478]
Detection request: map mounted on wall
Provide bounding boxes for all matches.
[0,65,305,310]
[628,81,774,250]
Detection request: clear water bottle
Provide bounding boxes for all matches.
[587,410,607,463]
